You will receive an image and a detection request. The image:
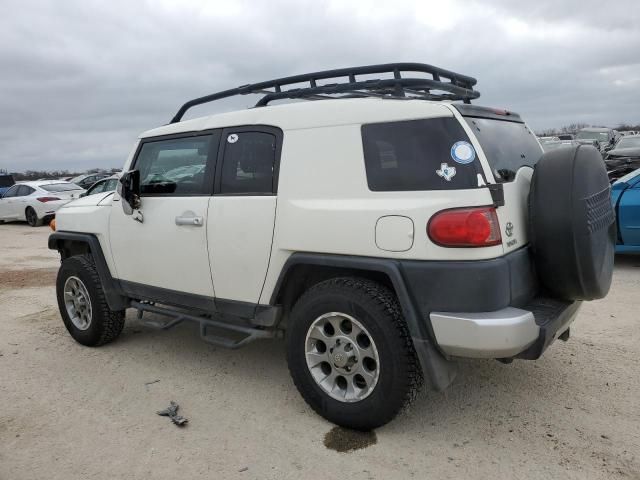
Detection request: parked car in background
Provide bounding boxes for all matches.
[80,174,120,197]
[0,181,85,226]
[605,135,640,183]
[540,139,577,152]
[70,173,110,190]
[611,167,640,253]
[557,134,574,140]
[0,172,15,196]
[576,127,616,153]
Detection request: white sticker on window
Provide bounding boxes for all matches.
[436,163,456,181]
[450,141,475,164]
[227,134,238,144]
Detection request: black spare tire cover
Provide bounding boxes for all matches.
[529,144,615,300]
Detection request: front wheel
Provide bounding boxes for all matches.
[286,277,423,430]
[56,254,125,346]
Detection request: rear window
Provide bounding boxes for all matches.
[463,117,542,182]
[362,117,482,191]
[41,183,83,192]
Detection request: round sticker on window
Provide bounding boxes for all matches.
[227,134,238,144]
[450,141,476,164]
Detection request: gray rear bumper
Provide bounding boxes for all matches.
[431,300,581,359]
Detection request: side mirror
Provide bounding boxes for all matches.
[79,192,87,198]
[118,170,141,215]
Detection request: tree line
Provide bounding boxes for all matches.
[536,123,640,137]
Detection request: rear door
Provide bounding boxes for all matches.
[207,126,281,309]
[109,132,220,300]
[455,108,544,252]
[14,185,36,219]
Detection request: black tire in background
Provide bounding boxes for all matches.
[56,254,125,346]
[25,207,42,227]
[286,277,423,430]
[529,144,615,300]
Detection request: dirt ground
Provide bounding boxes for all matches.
[1,222,639,480]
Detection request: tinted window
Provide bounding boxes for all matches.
[135,135,213,195]
[362,117,481,191]
[41,183,83,192]
[463,118,543,182]
[220,131,276,194]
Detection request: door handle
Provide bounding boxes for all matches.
[175,215,204,226]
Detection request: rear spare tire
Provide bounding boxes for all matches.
[529,144,615,300]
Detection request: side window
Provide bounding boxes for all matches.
[105,179,118,191]
[87,181,105,195]
[17,185,34,196]
[3,185,20,197]
[134,134,215,196]
[219,131,276,194]
[362,117,481,191]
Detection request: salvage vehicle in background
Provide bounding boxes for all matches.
[611,167,640,253]
[49,63,615,430]
[540,139,577,152]
[576,127,616,153]
[605,135,640,183]
[80,174,120,197]
[0,171,15,196]
[0,180,85,226]
[70,173,111,190]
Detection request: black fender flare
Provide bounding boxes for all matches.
[48,231,129,311]
[270,253,457,390]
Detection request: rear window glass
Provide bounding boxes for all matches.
[41,183,83,192]
[463,117,542,182]
[362,117,482,191]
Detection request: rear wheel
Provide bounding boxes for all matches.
[286,277,423,430]
[25,207,42,227]
[56,254,125,346]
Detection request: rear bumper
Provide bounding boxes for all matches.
[33,199,69,218]
[396,247,582,360]
[430,298,581,359]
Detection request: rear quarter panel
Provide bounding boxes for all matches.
[259,120,503,304]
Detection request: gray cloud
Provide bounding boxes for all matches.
[1,0,639,171]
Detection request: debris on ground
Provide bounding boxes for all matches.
[144,379,160,391]
[157,401,188,426]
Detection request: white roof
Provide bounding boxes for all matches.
[140,98,455,138]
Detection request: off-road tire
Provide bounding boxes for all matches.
[56,254,125,346]
[286,277,423,430]
[25,207,42,227]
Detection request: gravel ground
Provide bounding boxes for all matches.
[1,222,639,480]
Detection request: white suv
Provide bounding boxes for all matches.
[49,63,615,429]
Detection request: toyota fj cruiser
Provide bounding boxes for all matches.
[49,63,615,430]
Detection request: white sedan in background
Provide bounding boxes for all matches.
[0,181,85,227]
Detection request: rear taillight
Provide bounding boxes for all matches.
[428,207,502,247]
[36,197,61,202]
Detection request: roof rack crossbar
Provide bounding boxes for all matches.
[169,62,480,123]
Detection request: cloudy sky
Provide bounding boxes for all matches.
[1,0,639,171]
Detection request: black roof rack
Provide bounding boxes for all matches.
[169,62,480,124]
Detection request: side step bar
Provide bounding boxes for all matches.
[131,300,280,349]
